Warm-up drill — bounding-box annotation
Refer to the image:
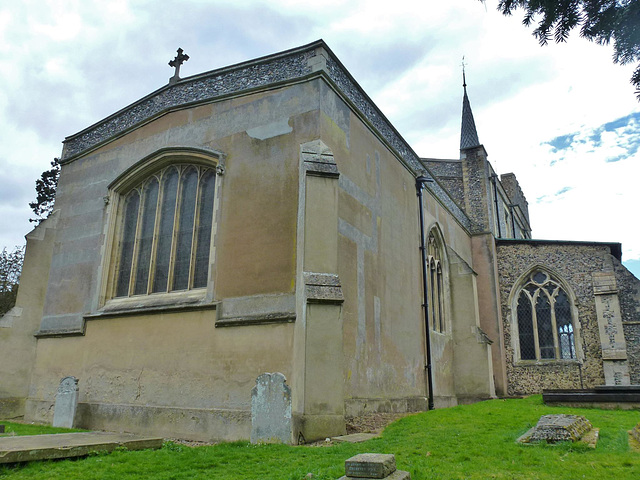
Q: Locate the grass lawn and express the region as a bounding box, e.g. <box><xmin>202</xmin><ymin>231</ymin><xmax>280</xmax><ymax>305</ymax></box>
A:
<box><xmin>1</xmin><ymin>395</ymin><xmax>639</xmax><ymax>479</ymax></box>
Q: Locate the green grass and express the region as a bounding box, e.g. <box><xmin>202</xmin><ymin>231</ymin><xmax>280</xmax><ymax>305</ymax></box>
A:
<box><xmin>1</xmin><ymin>396</ymin><xmax>639</xmax><ymax>479</ymax></box>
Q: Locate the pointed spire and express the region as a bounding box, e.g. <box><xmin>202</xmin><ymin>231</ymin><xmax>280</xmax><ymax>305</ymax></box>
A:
<box><xmin>460</xmin><ymin>59</ymin><xmax>480</xmax><ymax>150</ymax></box>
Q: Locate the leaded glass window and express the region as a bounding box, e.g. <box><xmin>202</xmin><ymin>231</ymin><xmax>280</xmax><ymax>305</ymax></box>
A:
<box><xmin>515</xmin><ymin>271</ymin><xmax>577</xmax><ymax>361</ymax></box>
<box><xmin>427</xmin><ymin>231</ymin><xmax>446</xmax><ymax>333</ymax></box>
<box><xmin>114</xmin><ymin>164</ymin><xmax>216</xmax><ymax>297</ymax></box>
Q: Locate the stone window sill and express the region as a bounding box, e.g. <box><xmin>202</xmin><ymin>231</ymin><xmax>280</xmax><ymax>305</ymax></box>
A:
<box><xmin>514</xmin><ymin>359</ymin><xmax>583</xmax><ymax>367</ymax></box>
<box><xmin>86</xmin><ymin>290</ymin><xmax>216</xmax><ymax>320</ymax></box>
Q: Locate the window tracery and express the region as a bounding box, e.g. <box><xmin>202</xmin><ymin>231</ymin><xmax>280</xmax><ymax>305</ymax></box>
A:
<box><xmin>113</xmin><ymin>163</ymin><xmax>216</xmax><ymax>298</ymax></box>
<box><xmin>514</xmin><ymin>270</ymin><xmax>577</xmax><ymax>361</ymax></box>
<box><xmin>427</xmin><ymin>231</ymin><xmax>445</xmax><ymax>333</ymax></box>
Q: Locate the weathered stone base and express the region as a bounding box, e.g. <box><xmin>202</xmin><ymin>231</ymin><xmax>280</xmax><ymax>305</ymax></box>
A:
<box><xmin>434</xmin><ymin>395</ymin><xmax>458</xmax><ymax>408</ymax></box>
<box><xmin>518</xmin><ymin>414</ymin><xmax>593</xmax><ymax>444</ymax></box>
<box><xmin>338</xmin><ymin>453</ymin><xmax>411</xmax><ymax>480</ymax></box>
<box><xmin>338</xmin><ymin>471</ymin><xmax>410</xmax><ymax>480</ymax></box>
<box><xmin>292</xmin><ymin>414</ymin><xmax>345</xmax><ymax>444</ymax></box>
<box><xmin>455</xmin><ymin>394</ymin><xmax>495</xmax><ymax>405</ymax></box>
<box><xmin>345</xmin><ymin>397</ymin><xmax>428</xmax><ymax>417</ymax></box>
<box><xmin>25</xmin><ymin>400</ymin><xmax>251</xmax><ymax>442</ymax></box>
<box><xmin>0</xmin><ymin>398</ymin><xmax>25</xmax><ymax>419</ymax></box>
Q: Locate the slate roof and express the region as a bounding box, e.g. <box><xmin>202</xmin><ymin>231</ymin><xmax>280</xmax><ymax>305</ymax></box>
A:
<box><xmin>460</xmin><ymin>73</ymin><xmax>480</xmax><ymax>150</ymax></box>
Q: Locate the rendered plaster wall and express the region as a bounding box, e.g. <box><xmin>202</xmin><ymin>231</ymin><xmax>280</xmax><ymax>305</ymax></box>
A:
<box><xmin>40</xmin><ymin>81</ymin><xmax>323</xmax><ymax>334</ymax></box>
<box><xmin>317</xmin><ymin>85</ymin><xmax>489</xmax><ymax>413</ymax></box>
<box><xmin>25</xmin><ymin>81</ymin><xmax>326</xmax><ymax>440</ymax></box>
<box><xmin>25</xmin><ymin>311</ymin><xmax>295</xmax><ymax>441</ymax></box>
<box><xmin>0</xmin><ymin>216</ymin><xmax>56</xmax><ymax>417</ymax></box>
<box><xmin>496</xmin><ymin>243</ymin><xmax>613</xmax><ymax>395</ymax></box>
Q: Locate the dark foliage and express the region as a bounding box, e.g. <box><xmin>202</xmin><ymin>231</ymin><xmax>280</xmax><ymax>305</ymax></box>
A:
<box><xmin>0</xmin><ymin>245</ymin><xmax>24</xmax><ymax>316</ymax></box>
<box><xmin>29</xmin><ymin>157</ymin><xmax>60</xmax><ymax>224</ymax></box>
<box><xmin>486</xmin><ymin>1</ymin><xmax>640</xmax><ymax>99</ymax></box>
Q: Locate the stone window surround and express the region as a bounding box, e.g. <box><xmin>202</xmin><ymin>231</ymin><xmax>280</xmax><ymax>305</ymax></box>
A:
<box><xmin>426</xmin><ymin>224</ymin><xmax>450</xmax><ymax>335</ymax></box>
<box><xmin>96</xmin><ymin>147</ymin><xmax>225</xmax><ymax>313</ymax></box>
<box><xmin>508</xmin><ymin>265</ymin><xmax>584</xmax><ymax>366</ymax></box>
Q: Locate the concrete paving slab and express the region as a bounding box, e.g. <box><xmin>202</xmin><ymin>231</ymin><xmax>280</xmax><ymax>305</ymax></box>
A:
<box><xmin>0</xmin><ymin>432</ymin><xmax>163</xmax><ymax>463</ymax></box>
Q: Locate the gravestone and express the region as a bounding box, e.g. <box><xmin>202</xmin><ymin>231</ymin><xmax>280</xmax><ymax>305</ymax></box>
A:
<box><xmin>518</xmin><ymin>414</ymin><xmax>593</xmax><ymax>444</ymax></box>
<box><xmin>629</xmin><ymin>422</ymin><xmax>640</xmax><ymax>450</ymax></box>
<box><xmin>339</xmin><ymin>453</ymin><xmax>410</xmax><ymax>480</ymax></box>
<box><xmin>250</xmin><ymin>372</ymin><xmax>291</xmax><ymax>444</ymax></box>
<box><xmin>52</xmin><ymin>376</ymin><xmax>79</xmax><ymax>428</ymax></box>
<box><xmin>0</xmin><ymin>425</ymin><xmax>4</xmax><ymax>434</ymax></box>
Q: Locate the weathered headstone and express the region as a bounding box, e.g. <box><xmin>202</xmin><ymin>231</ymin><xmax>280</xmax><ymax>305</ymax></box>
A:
<box><xmin>629</xmin><ymin>422</ymin><xmax>640</xmax><ymax>450</ymax></box>
<box><xmin>250</xmin><ymin>372</ymin><xmax>291</xmax><ymax>444</ymax></box>
<box><xmin>339</xmin><ymin>453</ymin><xmax>410</xmax><ymax>480</ymax></box>
<box><xmin>518</xmin><ymin>414</ymin><xmax>594</xmax><ymax>444</ymax></box>
<box><xmin>52</xmin><ymin>376</ymin><xmax>79</xmax><ymax>428</ymax></box>
<box><xmin>0</xmin><ymin>425</ymin><xmax>5</xmax><ymax>434</ymax></box>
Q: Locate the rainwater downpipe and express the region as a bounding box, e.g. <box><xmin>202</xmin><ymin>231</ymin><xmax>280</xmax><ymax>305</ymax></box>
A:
<box><xmin>416</xmin><ymin>175</ymin><xmax>435</xmax><ymax>411</ymax></box>
<box><xmin>490</xmin><ymin>174</ymin><xmax>501</xmax><ymax>238</ymax></box>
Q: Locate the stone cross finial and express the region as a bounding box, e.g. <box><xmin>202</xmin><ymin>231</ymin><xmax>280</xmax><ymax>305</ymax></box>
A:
<box><xmin>169</xmin><ymin>48</ymin><xmax>189</xmax><ymax>84</ymax></box>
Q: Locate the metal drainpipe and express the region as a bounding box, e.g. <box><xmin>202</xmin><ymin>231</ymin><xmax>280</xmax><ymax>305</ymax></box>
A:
<box><xmin>416</xmin><ymin>175</ymin><xmax>435</xmax><ymax>411</ymax></box>
<box><xmin>490</xmin><ymin>174</ymin><xmax>501</xmax><ymax>238</ymax></box>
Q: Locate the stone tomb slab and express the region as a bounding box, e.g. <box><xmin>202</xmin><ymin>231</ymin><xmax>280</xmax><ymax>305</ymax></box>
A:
<box><xmin>518</xmin><ymin>414</ymin><xmax>597</xmax><ymax>447</ymax></box>
<box><xmin>0</xmin><ymin>432</ymin><xmax>163</xmax><ymax>464</ymax></box>
<box><xmin>338</xmin><ymin>453</ymin><xmax>410</xmax><ymax>480</ymax></box>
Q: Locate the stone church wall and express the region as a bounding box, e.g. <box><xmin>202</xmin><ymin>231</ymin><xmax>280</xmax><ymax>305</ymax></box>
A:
<box><xmin>496</xmin><ymin>241</ymin><xmax>613</xmax><ymax>395</ymax></box>
<box><xmin>22</xmin><ymin>79</ymin><xmax>324</xmax><ymax>441</ymax></box>
<box><xmin>613</xmin><ymin>258</ymin><xmax>640</xmax><ymax>384</ymax></box>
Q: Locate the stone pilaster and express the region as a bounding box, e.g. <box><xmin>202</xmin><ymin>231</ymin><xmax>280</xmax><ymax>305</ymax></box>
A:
<box><xmin>292</xmin><ymin>140</ymin><xmax>345</xmax><ymax>443</ymax></box>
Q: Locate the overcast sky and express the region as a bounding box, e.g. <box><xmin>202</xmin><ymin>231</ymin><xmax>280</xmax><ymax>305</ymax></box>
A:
<box><xmin>1</xmin><ymin>0</ymin><xmax>638</xmax><ymax>277</ymax></box>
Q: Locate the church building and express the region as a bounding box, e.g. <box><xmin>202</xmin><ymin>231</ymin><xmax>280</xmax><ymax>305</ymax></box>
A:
<box><xmin>1</xmin><ymin>40</ymin><xmax>638</xmax><ymax>443</ymax></box>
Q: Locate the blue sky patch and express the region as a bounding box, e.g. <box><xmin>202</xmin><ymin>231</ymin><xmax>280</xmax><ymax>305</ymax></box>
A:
<box><xmin>555</xmin><ymin>186</ymin><xmax>572</xmax><ymax>196</ymax></box>
<box><xmin>543</xmin><ymin>112</ymin><xmax>640</xmax><ymax>162</ymax></box>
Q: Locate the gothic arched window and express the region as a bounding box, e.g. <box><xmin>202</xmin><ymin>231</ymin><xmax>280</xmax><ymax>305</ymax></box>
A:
<box><xmin>427</xmin><ymin>231</ymin><xmax>445</xmax><ymax>333</ymax></box>
<box><xmin>515</xmin><ymin>270</ymin><xmax>577</xmax><ymax>361</ymax></box>
<box><xmin>113</xmin><ymin>163</ymin><xmax>216</xmax><ymax>298</ymax></box>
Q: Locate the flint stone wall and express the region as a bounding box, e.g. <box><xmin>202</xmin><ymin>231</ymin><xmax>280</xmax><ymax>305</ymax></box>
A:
<box><xmin>496</xmin><ymin>242</ymin><xmax>613</xmax><ymax>395</ymax></box>
<box><xmin>613</xmin><ymin>258</ymin><xmax>640</xmax><ymax>384</ymax></box>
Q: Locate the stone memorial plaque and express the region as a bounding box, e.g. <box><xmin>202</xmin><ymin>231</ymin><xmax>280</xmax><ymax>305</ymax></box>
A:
<box><xmin>250</xmin><ymin>372</ymin><xmax>291</xmax><ymax>444</ymax></box>
<box><xmin>52</xmin><ymin>376</ymin><xmax>79</xmax><ymax>428</ymax></box>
